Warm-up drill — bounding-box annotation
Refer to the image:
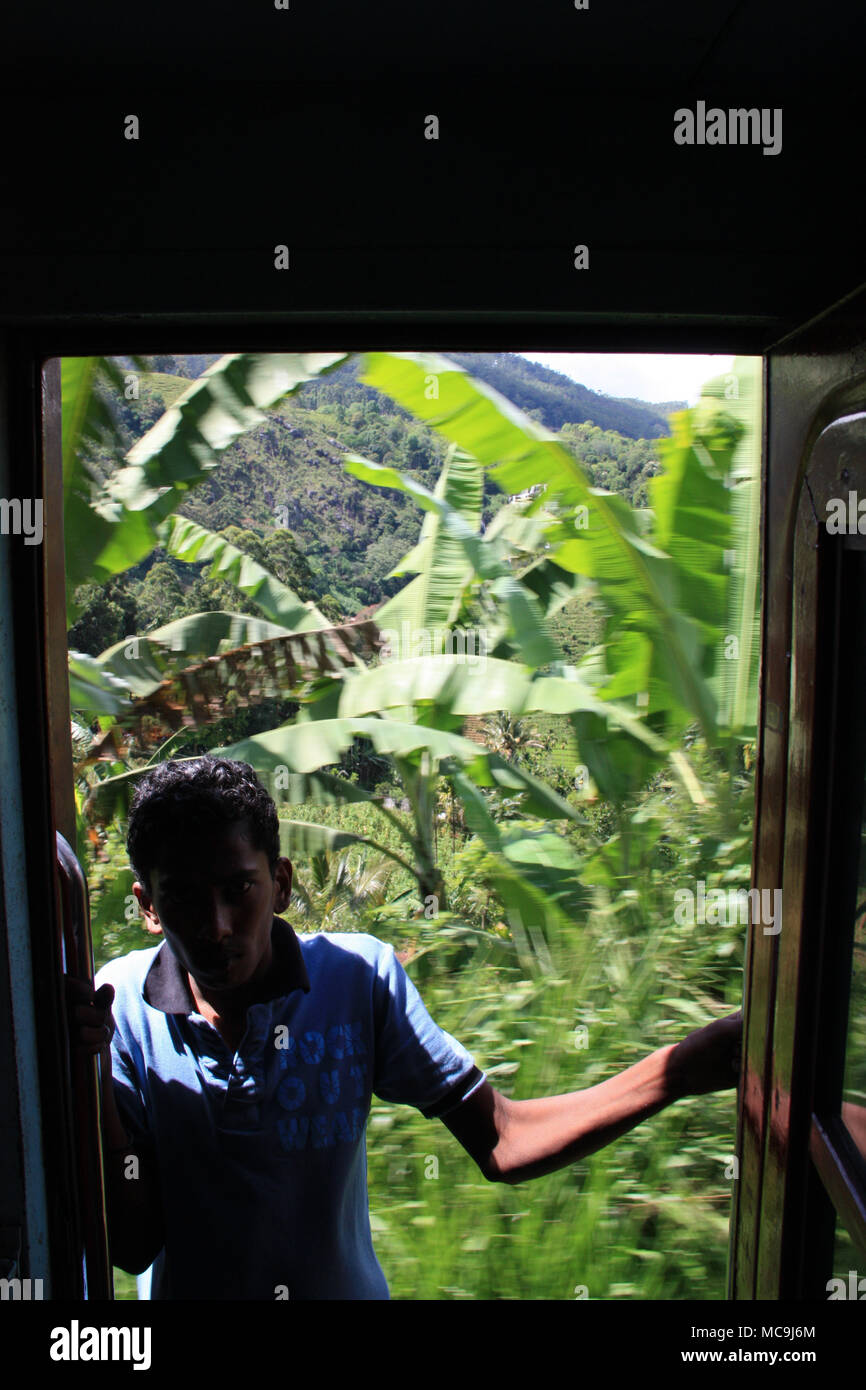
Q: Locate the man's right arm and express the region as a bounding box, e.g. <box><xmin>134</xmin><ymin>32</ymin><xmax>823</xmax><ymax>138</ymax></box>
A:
<box><xmin>66</xmin><ymin>977</ymin><xmax>165</xmax><ymax>1275</ymax></box>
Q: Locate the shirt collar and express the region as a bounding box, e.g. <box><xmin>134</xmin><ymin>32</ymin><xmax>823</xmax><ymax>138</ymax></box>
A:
<box><xmin>142</xmin><ymin>916</ymin><xmax>311</xmax><ymax>1015</ymax></box>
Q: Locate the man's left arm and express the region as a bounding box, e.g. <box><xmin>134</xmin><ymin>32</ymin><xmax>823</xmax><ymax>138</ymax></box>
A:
<box><xmin>442</xmin><ymin>1011</ymin><xmax>742</xmax><ymax>1184</ymax></box>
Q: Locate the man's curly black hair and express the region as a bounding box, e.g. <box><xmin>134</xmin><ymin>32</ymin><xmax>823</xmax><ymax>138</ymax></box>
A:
<box><xmin>127</xmin><ymin>757</ymin><xmax>280</xmax><ymax>894</ymax></box>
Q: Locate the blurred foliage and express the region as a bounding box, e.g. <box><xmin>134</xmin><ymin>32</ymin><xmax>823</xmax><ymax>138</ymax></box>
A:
<box><xmin>68</xmin><ymin>350</ymin><xmax>759</xmax><ymax>1301</ymax></box>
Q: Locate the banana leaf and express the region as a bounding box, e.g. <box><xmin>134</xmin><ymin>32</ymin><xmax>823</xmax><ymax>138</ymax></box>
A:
<box><xmin>337</xmin><ymin>653</ymin><xmax>668</xmax><ymax>756</ymax></box>
<box><xmin>157</xmin><ymin>515</ymin><xmax>331</xmax><ymax>632</ymax></box>
<box><xmin>278</xmin><ymin>821</ymin><xmax>415</xmax><ymax>877</ymax></box>
<box><xmin>63</xmin><ymin>351</ymin><xmax>349</xmax><ymax>616</ymax></box>
<box><xmin>346</xmin><ymin>451</ymin><xmax>563</xmax><ymax>667</ymax></box>
<box><xmin>93</xmin><ymin>612</ymin><xmax>299</xmax><ymax>696</ymax></box>
<box><xmin>373</xmin><ymin>444</ymin><xmax>483</xmax><ymax>632</ymax></box>
<box><xmin>358</xmin><ymin>351</ymin><xmax>719</xmax><ymax>742</ymax></box>
<box><xmin>213</xmin><ymin>716</ymin><xmax>581</xmax><ymax>823</ymax></box>
<box><xmin>68</xmin><ymin>651</ymin><xmax>136</xmax><ymax>716</ymax></box>
<box><xmin>696</xmin><ymin>357</ymin><xmax>762</xmax><ymax>734</ymax></box>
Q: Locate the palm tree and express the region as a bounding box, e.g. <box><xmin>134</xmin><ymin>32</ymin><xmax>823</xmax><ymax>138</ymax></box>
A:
<box><xmin>480</xmin><ymin>712</ymin><xmax>542</xmax><ymax>766</ymax></box>
<box><xmin>289</xmin><ymin>850</ymin><xmax>395</xmax><ymax>932</ymax></box>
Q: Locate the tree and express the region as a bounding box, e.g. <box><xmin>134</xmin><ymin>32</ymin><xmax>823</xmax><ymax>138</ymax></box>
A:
<box><xmin>262</xmin><ymin>529</ymin><xmax>318</xmax><ymax>601</ymax></box>
<box><xmin>290</xmin><ymin>850</ymin><xmax>396</xmax><ymax>932</ymax></box>
<box><xmin>64</xmin><ymin>350</ymin><xmax>760</xmax><ymax>972</ymax></box>
<box><xmin>68</xmin><ymin>583</ymin><xmax>130</xmax><ymax>656</ymax></box>
<box><xmin>131</xmin><ymin>561</ymin><xmax>184</xmax><ymax>632</ymax></box>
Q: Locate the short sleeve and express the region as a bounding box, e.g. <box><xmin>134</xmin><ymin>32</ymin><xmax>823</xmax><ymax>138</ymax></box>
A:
<box><xmin>370</xmin><ymin>942</ymin><xmax>485</xmax><ymax>1118</ymax></box>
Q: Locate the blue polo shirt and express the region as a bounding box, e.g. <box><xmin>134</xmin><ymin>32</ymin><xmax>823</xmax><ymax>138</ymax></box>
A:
<box><xmin>94</xmin><ymin>919</ymin><xmax>485</xmax><ymax>1300</ymax></box>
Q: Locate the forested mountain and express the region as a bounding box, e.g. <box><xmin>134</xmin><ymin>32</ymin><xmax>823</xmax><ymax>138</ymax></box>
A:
<box><xmin>69</xmin><ymin>352</ymin><xmax>677</xmax><ymax>653</ymax></box>
<box><xmin>616</xmin><ymin>396</ymin><xmax>686</xmax><ymax>422</ymax></box>
<box><xmin>123</xmin><ymin>352</ymin><xmax>682</xmax><ymax>439</ymax></box>
<box><xmin>445</xmin><ymin>354</ymin><xmax>681</xmax><ymax>438</ymax></box>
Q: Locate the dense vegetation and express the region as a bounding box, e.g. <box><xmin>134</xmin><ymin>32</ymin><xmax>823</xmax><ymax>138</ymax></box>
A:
<box><xmin>69</xmin><ymin>353</ymin><xmax>675</xmax><ymax>650</ymax></box>
<box><xmin>63</xmin><ymin>349</ymin><xmax>756</xmax><ymax>1302</ymax></box>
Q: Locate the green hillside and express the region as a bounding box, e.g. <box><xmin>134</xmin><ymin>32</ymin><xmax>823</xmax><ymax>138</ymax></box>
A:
<box><xmin>69</xmin><ymin>352</ymin><xmax>675</xmax><ymax>651</ymax></box>
<box><xmin>446</xmin><ymin>353</ymin><xmax>681</xmax><ymax>438</ymax></box>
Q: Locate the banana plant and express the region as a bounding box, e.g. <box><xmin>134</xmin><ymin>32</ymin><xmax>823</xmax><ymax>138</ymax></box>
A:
<box><xmin>63</xmin><ymin>354</ymin><xmax>354</xmax><ymax>860</ymax></box>
<box><xmin>694</xmin><ymin>357</ymin><xmax>762</xmax><ymax>738</ymax></box>
<box><xmin>66</xmin><ymin>349</ymin><xmax>760</xmax><ymax>968</ymax></box>
<box><xmin>63</xmin><ymin>374</ymin><xmax>593</xmax><ymax>943</ymax></box>
<box><xmin>353</xmin><ymin>350</ymin><xmax>757</xmax><ymax>799</ymax></box>
<box><xmin>203</xmin><ymin>450</ymin><xmax>656</xmax><ymax>946</ymax></box>
<box><xmin>62</xmin><ymin>352</ymin><xmax>350</xmax><ymax>621</ymax></box>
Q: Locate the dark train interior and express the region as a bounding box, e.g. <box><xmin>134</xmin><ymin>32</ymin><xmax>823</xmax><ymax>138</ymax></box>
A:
<box><xmin>0</xmin><ymin>0</ymin><xmax>864</xmax><ymax>1347</ymax></box>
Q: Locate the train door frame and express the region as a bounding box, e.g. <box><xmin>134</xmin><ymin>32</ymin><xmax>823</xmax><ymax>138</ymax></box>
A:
<box><xmin>730</xmin><ymin>293</ymin><xmax>866</xmax><ymax>1297</ymax></box>
<box><xmin>4</xmin><ymin>290</ymin><xmax>866</xmax><ymax>1297</ymax></box>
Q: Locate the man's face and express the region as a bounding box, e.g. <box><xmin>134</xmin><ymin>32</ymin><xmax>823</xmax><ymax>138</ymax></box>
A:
<box><xmin>132</xmin><ymin>819</ymin><xmax>292</xmax><ymax>997</ymax></box>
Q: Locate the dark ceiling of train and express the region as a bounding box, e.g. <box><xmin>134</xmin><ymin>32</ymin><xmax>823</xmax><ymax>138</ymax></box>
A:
<box><xmin>0</xmin><ymin>1</ymin><xmax>849</xmax><ymax>85</ymax></box>
<box><xmin>0</xmin><ymin>1</ymin><xmax>861</xmax><ymax>350</ymax></box>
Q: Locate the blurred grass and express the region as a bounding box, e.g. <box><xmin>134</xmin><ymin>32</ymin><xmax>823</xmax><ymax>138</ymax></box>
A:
<box><xmin>363</xmin><ymin>878</ymin><xmax>739</xmax><ymax>1300</ymax></box>
<box><xmin>112</xmin><ymin>1269</ymin><xmax>139</xmax><ymax>1300</ymax></box>
<box><xmin>88</xmin><ymin>726</ymin><xmax>745</xmax><ymax>1302</ymax></box>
